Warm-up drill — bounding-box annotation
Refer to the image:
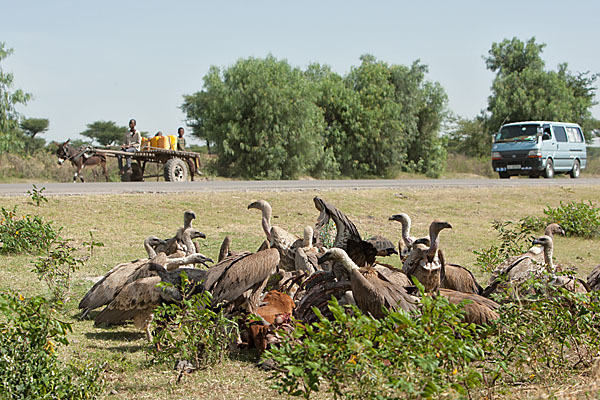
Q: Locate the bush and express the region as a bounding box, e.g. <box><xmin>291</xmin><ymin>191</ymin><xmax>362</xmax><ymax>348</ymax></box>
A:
<box><xmin>538</xmin><ymin>200</ymin><xmax>600</xmax><ymax>239</ymax></box>
<box><xmin>482</xmin><ymin>275</ymin><xmax>600</xmax><ymax>391</ymax></box>
<box><xmin>265</xmin><ymin>294</ymin><xmax>485</xmax><ymax>399</ymax></box>
<box><xmin>0</xmin><ymin>205</ymin><xmax>61</xmax><ymax>255</ymax></box>
<box><xmin>473</xmin><ymin>219</ymin><xmax>536</xmax><ymax>273</ymax></box>
<box><xmin>0</xmin><ymin>291</ymin><xmax>103</xmax><ymax>399</ymax></box>
<box><xmin>149</xmin><ymin>274</ymin><xmax>239</xmax><ymax>371</ymax></box>
<box><xmin>32</xmin><ymin>239</ymin><xmax>86</xmax><ymax>303</ymax></box>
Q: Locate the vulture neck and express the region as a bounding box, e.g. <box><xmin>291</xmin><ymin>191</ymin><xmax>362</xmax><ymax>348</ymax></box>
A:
<box><xmin>144</xmin><ymin>239</ymin><xmax>157</xmax><ymax>258</ymax></box>
<box><xmin>542</xmin><ymin>242</ymin><xmax>555</xmax><ymax>273</ymax></box>
<box><xmin>426</xmin><ymin>226</ymin><xmax>441</xmax><ymax>262</ymax></box>
<box><xmin>218</xmin><ymin>236</ymin><xmax>232</xmax><ymax>262</ymax></box>
<box><xmin>399</xmin><ymin>216</ymin><xmax>412</xmax><ymax>248</ymax></box>
<box><xmin>260</xmin><ymin>203</ymin><xmax>273</xmax><ymax>241</ymax></box>
<box><xmin>303</xmin><ymin>227</ymin><xmax>314</xmax><ymax>249</ymax></box>
<box><xmin>181</xmin><ymin>230</ymin><xmax>195</xmax><ymax>256</ymax></box>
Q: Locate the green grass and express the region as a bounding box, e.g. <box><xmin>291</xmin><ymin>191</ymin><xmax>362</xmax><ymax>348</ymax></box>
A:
<box><xmin>1</xmin><ymin>186</ymin><xmax>600</xmax><ymax>398</ymax></box>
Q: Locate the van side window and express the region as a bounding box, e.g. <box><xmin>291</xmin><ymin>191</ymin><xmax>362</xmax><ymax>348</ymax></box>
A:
<box><xmin>554</xmin><ymin>126</ymin><xmax>568</xmax><ymax>142</ymax></box>
<box><xmin>566</xmin><ymin>127</ymin><xmax>583</xmax><ymax>143</ymax></box>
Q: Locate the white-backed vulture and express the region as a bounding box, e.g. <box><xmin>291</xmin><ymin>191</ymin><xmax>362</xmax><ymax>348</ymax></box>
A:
<box><xmin>437</xmin><ymin>289</ymin><xmax>500</xmax><ymax>325</ymax></box>
<box><xmin>93</xmin><ymin>252</ymin><xmax>213</xmax><ymax>341</ymax></box>
<box><xmin>402</xmin><ymin>220</ymin><xmax>452</xmax><ymax>292</ymax></box>
<box><xmin>441</xmin><ymin>264</ymin><xmax>483</xmax><ymax>295</ymax></box>
<box><xmin>488</xmin><ymin>223</ymin><xmax>565</xmax><ymax>284</ymax></box>
<box><xmin>587</xmin><ymin>264</ymin><xmax>600</xmax><ymax>291</ymax></box>
<box><xmin>248</xmin><ymin>200</ymin><xmax>301</xmax><ymax>271</ymax></box>
<box><xmin>78</xmin><ymin>236</ymin><xmax>165</xmax><ymax>318</ymax></box>
<box><xmin>318</xmin><ymin>248</ymin><xmax>418</xmax><ymax>318</ymax></box>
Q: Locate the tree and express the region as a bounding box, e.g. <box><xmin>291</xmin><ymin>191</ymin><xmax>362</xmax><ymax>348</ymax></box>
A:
<box><xmin>20</xmin><ymin>117</ymin><xmax>49</xmax><ymax>138</ymax></box>
<box><xmin>445</xmin><ymin>114</ymin><xmax>490</xmax><ymax>158</ymax></box>
<box><xmin>80</xmin><ymin>121</ymin><xmax>125</xmax><ymax>146</ymax></box>
<box><xmin>485</xmin><ymin>37</ymin><xmax>599</xmax><ymax>139</ymax></box>
<box><xmin>0</xmin><ymin>43</ymin><xmax>31</xmax><ymax>154</ymax></box>
<box><xmin>183</xmin><ymin>56</ymin><xmax>326</xmax><ymax>179</ymax></box>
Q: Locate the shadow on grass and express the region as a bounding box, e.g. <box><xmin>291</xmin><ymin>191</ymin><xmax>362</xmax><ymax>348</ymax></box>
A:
<box><xmin>85</xmin><ymin>330</ymin><xmax>145</xmax><ymax>342</ymax></box>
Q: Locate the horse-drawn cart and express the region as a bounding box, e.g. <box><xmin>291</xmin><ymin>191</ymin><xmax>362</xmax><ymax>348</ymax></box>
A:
<box><xmin>95</xmin><ymin>148</ymin><xmax>203</xmax><ymax>182</ymax></box>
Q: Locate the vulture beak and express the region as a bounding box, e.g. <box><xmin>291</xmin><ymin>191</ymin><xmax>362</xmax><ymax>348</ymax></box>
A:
<box><xmin>247</xmin><ymin>201</ymin><xmax>259</xmax><ymax>210</ymax></box>
<box><xmin>388</xmin><ymin>214</ymin><xmax>401</xmax><ymax>221</ymax></box>
<box><xmin>196</xmin><ymin>231</ymin><xmax>206</xmax><ymax>239</ymax></box>
<box><xmin>192</xmin><ymin>253</ymin><xmax>214</xmax><ymax>267</ymax></box>
<box><xmin>317</xmin><ymin>252</ymin><xmax>333</xmax><ymax>265</ymax></box>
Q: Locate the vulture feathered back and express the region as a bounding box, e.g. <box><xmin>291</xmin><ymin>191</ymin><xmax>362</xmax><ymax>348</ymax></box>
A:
<box><xmin>587</xmin><ymin>264</ymin><xmax>600</xmax><ymax>291</ymax></box>
<box><xmin>437</xmin><ymin>289</ymin><xmax>500</xmax><ymax>325</ymax></box>
<box><xmin>318</xmin><ymin>248</ymin><xmax>418</xmax><ymax>318</ymax></box>
<box><xmin>441</xmin><ymin>264</ymin><xmax>483</xmax><ymax>295</ymax></box>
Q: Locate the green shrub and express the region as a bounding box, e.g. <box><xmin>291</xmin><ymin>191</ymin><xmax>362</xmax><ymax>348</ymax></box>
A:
<box><xmin>27</xmin><ymin>184</ymin><xmax>48</xmax><ymax>206</ymax></box>
<box><xmin>149</xmin><ymin>274</ymin><xmax>239</xmax><ymax>371</ymax></box>
<box><xmin>265</xmin><ymin>294</ymin><xmax>485</xmax><ymax>399</ymax></box>
<box><xmin>482</xmin><ymin>275</ymin><xmax>600</xmax><ymax>390</ymax></box>
<box><xmin>473</xmin><ymin>219</ymin><xmax>535</xmax><ymax>273</ymax></box>
<box><xmin>32</xmin><ymin>239</ymin><xmax>86</xmax><ymax>303</ymax></box>
<box><xmin>0</xmin><ymin>205</ymin><xmax>61</xmax><ymax>254</ymax></box>
<box><xmin>0</xmin><ymin>291</ymin><xmax>103</xmax><ymax>399</ymax></box>
<box><xmin>539</xmin><ymin>200</ymin><xmax>600</xmax><ymax>238</ymax></box>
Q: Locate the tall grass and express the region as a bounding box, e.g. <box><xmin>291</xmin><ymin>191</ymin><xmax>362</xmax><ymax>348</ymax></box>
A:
<box><xmin>443</xmin><ymin>152</ymin><xmax>494</xmax><ymax>178</ymax></box>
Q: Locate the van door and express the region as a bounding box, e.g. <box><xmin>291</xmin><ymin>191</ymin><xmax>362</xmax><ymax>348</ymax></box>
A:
<box><xmin>551</xmin><ymin>125</ymin><xmax>570</xmax><ymax>171</ymax></box>
<box><xmin>541</xmin><ymin>124</ymin><xmax>558</xmax><ymax>167</ymax></box>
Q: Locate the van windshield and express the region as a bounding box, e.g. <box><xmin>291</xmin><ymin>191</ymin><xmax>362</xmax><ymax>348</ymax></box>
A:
<box><xmin>495</xmin><ymin>124</ymin><xmax>539</xmax><ymax>142</ymax></box>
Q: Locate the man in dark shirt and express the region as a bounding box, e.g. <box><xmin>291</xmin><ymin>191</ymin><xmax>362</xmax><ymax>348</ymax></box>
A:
<box><xmin>177</xmin><ymin>127</ymin><xmax>186</xmax><ymax>151</ymax></box>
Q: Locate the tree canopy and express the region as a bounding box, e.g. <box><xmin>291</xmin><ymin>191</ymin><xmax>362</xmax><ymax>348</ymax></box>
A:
<box><xmin>0</xmin><ymin>43</ymin><xmax>31</xmax><ymax>154</ymax></box>
<box><xmin>485</xmin><ymin>37</ymin><xmax>599</xmax><ymax>138</ymax></box>
<box><xmin>183</xmin><ymin>55</ymin><xmax>448</xmax><ymax>178</ymax></box>
<box><xmin>20</xmin><ymin>117</ymin><xmax>49</xmax><ymax>138</ymax></box>
<box><xmin>79</xmin><ymin>121</ymin><xmax>126</xmax><ymax>146</ymax></box>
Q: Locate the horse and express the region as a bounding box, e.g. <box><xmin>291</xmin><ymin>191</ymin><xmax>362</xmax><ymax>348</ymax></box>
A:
<box><xmin>56</xmin><ymin>140</ymin><xmax>109</xmax><ymax>183</ymax></box>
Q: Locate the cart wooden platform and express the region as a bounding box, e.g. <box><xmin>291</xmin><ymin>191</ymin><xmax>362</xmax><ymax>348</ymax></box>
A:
<box><xmin>95</xmin><ymin>147</ymin><xmax>202</xmax><ymax>182</ymax></box>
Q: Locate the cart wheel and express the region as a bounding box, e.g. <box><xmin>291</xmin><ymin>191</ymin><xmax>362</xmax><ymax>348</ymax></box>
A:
<box><xmin>164</xmin><ymin>158</ymin><xmax>188</xmax><ymax>181</ymax></box>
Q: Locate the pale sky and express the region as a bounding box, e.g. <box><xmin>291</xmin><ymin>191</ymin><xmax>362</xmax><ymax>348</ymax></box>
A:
<box><xmin>2</xmin><ymin>0</ymin><xmax>599</xmax><ymax>144</ymax></box>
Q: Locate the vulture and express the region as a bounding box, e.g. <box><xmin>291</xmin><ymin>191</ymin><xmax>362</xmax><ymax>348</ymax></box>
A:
<box><xmin>318</xmin><ymin>248</ymin><xmax>418</xmax><ymax>318</ymax></box>
<box><xmin>586</xmin><ymin>264</ymin><xmax>600</xmax><ymax>291</ymax></box>
<box><xmin>488</xmin><ymin>223</ymin><xmax>565</xmax><ymax>284</ymax></box>
<box><xmin>312</xmin><ymin>197</ymin><xmax>379</xmax><ymax>280</ymax></box>
<box><xmin>402</xmin><ymin>220</ymin><xmax>452</xmax><ymax>292</ymax></box>
<box><xmin>78</xmin><ymin>236</ymin><xmax>165</xmax><ymax>318</ymax></box>
<box><xmin>79</xmin><ymin>232</ymin><xmax>209</xmax><ymax>319</ymax></box>
<box><xmin>93</xmin><ymin>252</ymin><xmax>213</xmax><ymax>341</ymax></box>
<box><xmin>484</xmin><ymin>235</ymin><xmax>587</xmax><ymax>297</ymax></box>
<box><xmin>436</xmin><ymin>289</ymin><xmax>500</xmax><ymax>325</ymax></box>
<box><xmin>248</xmin><ymin>199</ymin><xmax>301</xmax><ymax>270</ymax></box>
<box><xmin>531</xmin><ymin>235</ymin><xmax>588</xmax><ymax>293</ymax></box>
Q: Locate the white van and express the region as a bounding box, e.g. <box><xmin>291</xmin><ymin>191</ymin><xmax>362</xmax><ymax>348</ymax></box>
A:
<box><xmin>491</xmin><ymin>121</ymin><xmax>587</xmax><ymax>179</ymax></box>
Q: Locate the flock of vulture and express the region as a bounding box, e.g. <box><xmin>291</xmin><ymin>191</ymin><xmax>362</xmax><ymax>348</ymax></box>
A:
<box><xmin>78</xmin><ymin>196</ymin><xmax>600</xmax><ymax>354</ymax></box>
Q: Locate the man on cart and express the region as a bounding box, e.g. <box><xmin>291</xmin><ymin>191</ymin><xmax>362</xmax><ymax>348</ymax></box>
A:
<box><xmin>118</xmin><ymin>118</ymin><xmax>141</xmax><ymax>175</ymax></box>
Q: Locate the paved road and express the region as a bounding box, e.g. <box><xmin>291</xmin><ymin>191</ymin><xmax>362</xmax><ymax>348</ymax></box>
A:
<box><xmin>1</xmin><ymin>178</ymin><xmax>599</xmax><ymax>196</ymax></box>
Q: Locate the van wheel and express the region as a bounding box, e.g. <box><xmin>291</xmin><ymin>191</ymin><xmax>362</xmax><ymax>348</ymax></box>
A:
<box><xmin>543</xmin><ymin>159</ymin><xmax>554</xmax><ymax>179</ymax></box>
<box><xmin>498</xmin><ymin>172</ymin><xmax>510</xmax><ymax>179</ymax></box>
<box><xmin>569</xmin><ymin>160</ymin><xmax>580</xmax><ymax>179</ymax></box>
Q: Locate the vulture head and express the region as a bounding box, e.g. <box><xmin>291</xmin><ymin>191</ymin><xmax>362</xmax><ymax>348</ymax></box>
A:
<box><xmin>545</xmin><ymin>223</ymin><xmax>565</xmax><ymax>237</ymax></box>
